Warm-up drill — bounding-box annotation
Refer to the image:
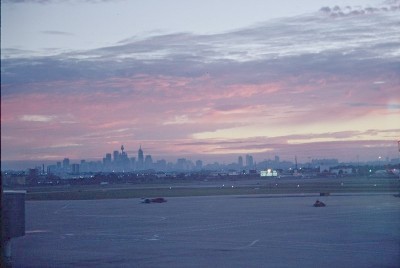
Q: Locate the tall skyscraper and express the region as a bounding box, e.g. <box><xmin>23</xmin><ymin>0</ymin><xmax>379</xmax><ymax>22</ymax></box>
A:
<box><xmin>71</xmin><ymin>163</ymin><xmax>80</xmax><ymax>174</ymax></box>
<box><xmin>102</xmin><ymin>153</ymin><xmax>112</xmax><ymax>171</ymax></box>
<box><xmin>62</xmin><ymin>158</ymin><xmax>70</xmax><ymax>171</ymax></box>
<box><xmin>113</xmin><ymin>150</ymin><xmax>119</xmax><ymax>163</ymax></box>
<box><xmin>144</xmin><ymin>155</ymin><xmax>153</xmax><ymax>169</ymax></box>
<box><xmin>246</xmin><ymin>154</ymin><xmax>254</xmax><ymax>169</ymax></box>
<box><xmin>238</xmin><ymin>156</ymin><xmax>243</xmax><ymax>168</ymax></box>
<box><xmin>119</xmin><ymin>145</ymin><xmax>130</xmax><ymax>171</ymax></box>
<box><xmin>138</xmin><ymin>145</ymin><xmax>144</xmax><ymax>170</ymax></box>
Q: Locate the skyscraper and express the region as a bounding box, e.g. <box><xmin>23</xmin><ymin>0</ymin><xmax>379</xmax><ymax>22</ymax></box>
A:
<box><xmin>102</xmin><ymin>153</ymin><xmax>112</xmax><ymax>171</ymax></box>
<box><xmin>144</xmin><ymin>155</ymin><xmax>153</xmax><ymax>169</ymax></box>
<box><xmin>120</xmin><ymin>145</ymin><xmax>130</xmax><ymax>171</ymax></box>
<box><xmin>137</xmin><ymin>145</ymin><xmax>144</xmax><ymax>170</ymax></box>
<box><xmin>113</xmin><ymin>150</ymin><xmax>119</xmax><ymax>163</ymax></box>
<box><xmin>246</xmin><ymin>154</ymin><xmax>254</xmax><ymax>169</ymax></box>
<box><xmin>62</xmin><ymin>158</ymin><xmax>70</xmax><ymax>172</ymax></box>
<box><xmin>71</xmin><ymin>163</ymin><xmax>80</xmax><ymax>174</ymax></box>
<box><xmin>238</xmin><ymin>156</ymin><xmax>243</xmax><ymax>168</ymax></box>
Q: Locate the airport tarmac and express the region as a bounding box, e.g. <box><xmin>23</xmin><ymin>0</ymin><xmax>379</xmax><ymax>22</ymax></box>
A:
<box><xmin>11</xmin><ymin>193</ymin><xmax>400</xmax><ymax>267</ymax></box>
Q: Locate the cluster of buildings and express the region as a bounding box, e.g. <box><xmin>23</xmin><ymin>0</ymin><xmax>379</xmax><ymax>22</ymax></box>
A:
<box><xmin>43</xmin><ymin>145</ymin><xmax>260</xmax><ymax>175</ymax></box>
<box><xmin>3</xmin><ymin>145</ymin><xmax>399</xmax><ymax>186</ymax></box>
<box><xmin>7</xmin><ymin>144</ymin><xmax>399</xmax><ymax>180</ymax></box>
<box><xmin>47</xmin><ymin>145</ymin><xmax>151</xmax><ymax>174</ymax></box>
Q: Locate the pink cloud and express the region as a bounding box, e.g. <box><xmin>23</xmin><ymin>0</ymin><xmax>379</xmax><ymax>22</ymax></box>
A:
<box><xmin>2</xmin><ymin>69</ymin><xmax>399</xmax><ymax>163</ymax></box>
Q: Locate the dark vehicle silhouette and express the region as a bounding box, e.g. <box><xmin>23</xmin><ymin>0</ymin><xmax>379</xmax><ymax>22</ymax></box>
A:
<box><xmin>313</xmin><ymin>200</ymin><xmax>326</xmax><ymax>207</ymax></box>
<box><xmin>141</xmin><ymin>197</ymin><xmax>167</xmax><ymax>204</ymax></box>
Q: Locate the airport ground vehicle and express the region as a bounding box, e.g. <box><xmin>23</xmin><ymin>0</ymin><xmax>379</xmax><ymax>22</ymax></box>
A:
<box><xmin>313</xmin><ymin>200</ymin><xmax>326</xmax><ymax>207</ymax></box>
<box><xmin>141</xmin><ymin>197</ymin><xmax>167</xmax><ymax>204</ymax></box>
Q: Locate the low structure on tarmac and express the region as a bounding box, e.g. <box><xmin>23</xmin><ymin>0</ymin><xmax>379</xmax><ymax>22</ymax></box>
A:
<box><xmin>313</xmin><ymin>200</ymin><xmax>326</xmax><ymax>207</ymax></box>
<box><xmin>141</xmin><ymin>197</ymin><xmax>167</xmax><ymax>204</ymax></box>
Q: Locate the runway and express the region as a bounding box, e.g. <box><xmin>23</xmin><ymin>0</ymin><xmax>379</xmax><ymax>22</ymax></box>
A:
<box><xmin>12</xmin><ymin>193</ymin><xmax>400</xmax><ymax>267</ymax></box>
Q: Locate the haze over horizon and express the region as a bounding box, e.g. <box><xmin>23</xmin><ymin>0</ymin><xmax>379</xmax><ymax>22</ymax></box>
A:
<box><xmin>1</xmin><ymin>0</ymin><xmax>400</xmax><ymax>167</ymax></box>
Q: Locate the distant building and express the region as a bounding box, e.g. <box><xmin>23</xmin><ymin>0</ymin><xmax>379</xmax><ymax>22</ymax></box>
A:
<box><xmin>319</xmin><ymin>164</ymin><xmax>331</xmax><ymax>173</ymax></box>
<box><xmin>144</xmin><ymin>155</ymin><xmax>153</xmax><ymax>169</ymax></box>
<box><xmin>113</xmin><ymin>151</ymin><xmax>119</xmax><ymax>163</ymax></box>
<box><xmin>137</xmin><ymin>145</ymin><xmax>144</xmax><ymax>170</ymax></box>
<box><xmin>130</xmin><ymin>157</ymin><xmax>136</xmax><ymax>170</ymax></box>
<box><xmin>330</xmin><ymin>167</ymin><xmax>353</xmax><ymax>175</ymax></box>
<box><xmin>176</xmin><ymin>158</ymin><xmax>188</xmax><ymax>170</ymax></box>
<box><xmin>313</xmin><ymin>159</ymin><xmax>339</xmax><ymax>173</ymax></box>
<box><xmin>238</xmin><ymin>156</ymin><xmax>243</xmax><ymax>168</ymax></box>
<box><xmin>246</xmin><ymin>155</ymin><xmax>254</xmax><ymax>169</ymax></box>
<box><xmin>71</xmin><ymin>163</ymin><xmax>80</xmax><ymax>174</ymax></box>
<box><xmin>260</xmin><ymin>169</ymin><xmax>278</xmax><ymax>177</ymax></box>
<box><xmin>80</xmin><ymin>160</ymin><xmax>89</xmax><ymax>172</ymax></box>
<box><xmin>28</xmin><ymin>168</ymin><xmax>39</xmax><ymax>178</ymax></box>
<box><xmin>155</xmin><ymin>159</ymin><xmax>166</xmax><ymax>171</ymax></box>
<box><xmin>196</xmin><ymin>160</ymin><xmax>203</xmax><ymax>170</ymax></box>
<box><xmin>47</xmin><ymin>165</ymin><xmax>58</xmax><ymax>174</ymax></box>
<box><xmin>62</xmin><ymin>158</ymin><xmax>70</xmax><ymax>172</ymax></box>
<box><xmin>103</xmin><ymin>154</ymin><xmax>111</xmax><ymax>168</ymax></box>
<box><xmin>119</xmin><ymin>145</ymin><xmax>130</xmax><ymax>171</ymax></box>
<box><xmin>177</xmin><ymin>158</ymin><xmax>186</xmax><ymax>169</ymax></box>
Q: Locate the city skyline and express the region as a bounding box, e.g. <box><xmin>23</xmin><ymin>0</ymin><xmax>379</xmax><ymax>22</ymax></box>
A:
<box><xmin>2</xmin><ymin>0</ymin><xmax>400</xmax><ymax>166</ymax></box>
<box><xmin>2</xmin><ymin>142</ymin><xmax>398</xmax><ymax>172</ymax></box>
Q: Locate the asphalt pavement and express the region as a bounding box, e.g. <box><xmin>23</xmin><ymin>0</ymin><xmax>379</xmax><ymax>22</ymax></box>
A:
<box><xmin>11</xmin><ymin>193</ymin><xmax>400</xmax><ymax>267</ymax></box>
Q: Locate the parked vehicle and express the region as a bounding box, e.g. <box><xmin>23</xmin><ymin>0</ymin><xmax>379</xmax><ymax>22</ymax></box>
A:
<box><xmin>313</xmin><ymin>200</ymin><xmax>326</xmax><ymax>207</ymax></box>
<box><xmin>141</xmin><ymin>197</ymin><xmax>167</xmax><ymax>204</ymax></box>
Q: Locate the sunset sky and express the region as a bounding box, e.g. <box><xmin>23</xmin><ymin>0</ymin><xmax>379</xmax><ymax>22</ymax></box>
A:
<box><xmin>1</xmin><ymin>0</ymin><xmax>400</xmax><ymax>168</ymax></box>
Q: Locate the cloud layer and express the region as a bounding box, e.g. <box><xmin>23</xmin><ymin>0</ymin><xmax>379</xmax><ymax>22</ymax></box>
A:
<box><xmin>1</xmin><ymin>3</ymin><xmax>400</xmax><ymax>163</ymax></box>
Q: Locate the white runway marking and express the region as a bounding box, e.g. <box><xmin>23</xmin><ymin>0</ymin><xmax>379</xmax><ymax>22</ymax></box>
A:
<box><xmin>25</xmin><ymin>230</ymin><xmax>50</xmax><ymax>234</ymax></box>
<box><xmin>75</xmin><ymin>214</ymin><xmax>131</xmax><ymax>218</ymax></box>
<box><xmin>146</xmin><ymin>235</ymin><xmax>160</xmax><ymax>241</ymax></box>
<box><xmin>235</xmin><ymin>239</ymin><xmax>259</xmax><ymax>250</ymax></box>
<box><xmin>53</xmin><ymin>203</ymin><xmax>70</xmax><ymax>214</ymax></box>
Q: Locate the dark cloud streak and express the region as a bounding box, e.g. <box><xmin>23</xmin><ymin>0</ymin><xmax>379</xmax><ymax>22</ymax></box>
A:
<box><xmin>319</xmin><ymin>2</ymin><xmax>400</xmax><ymax>17</ymax></box>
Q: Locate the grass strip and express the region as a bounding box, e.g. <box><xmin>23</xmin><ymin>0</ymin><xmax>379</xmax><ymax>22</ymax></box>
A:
<box><xmin>25</xmin><ymin>182</ymin><xmax>400</xmax><ymax>201</ymax></box>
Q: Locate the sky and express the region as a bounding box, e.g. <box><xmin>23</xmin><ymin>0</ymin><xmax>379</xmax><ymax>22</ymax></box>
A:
<box><xmin>1</xmin><ymin>0</ymin><xmax>400</xmax><ymax>168</ymax></box>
